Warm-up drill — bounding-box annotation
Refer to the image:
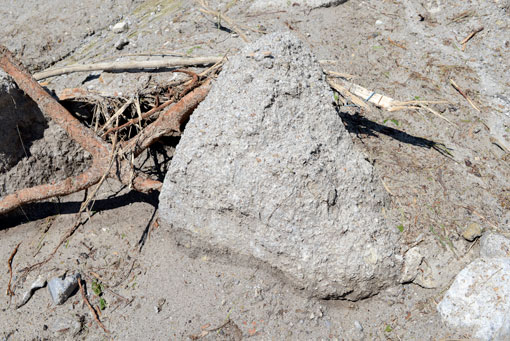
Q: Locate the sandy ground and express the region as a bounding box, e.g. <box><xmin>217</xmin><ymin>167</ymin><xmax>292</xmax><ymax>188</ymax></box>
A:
<box><xmin>1</xmin><ymin>0</ymin><xmax>509</xmax><ymax>339</ymax></box>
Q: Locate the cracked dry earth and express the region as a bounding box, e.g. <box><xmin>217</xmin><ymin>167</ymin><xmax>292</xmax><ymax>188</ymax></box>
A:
<box><xmin>1</xmin><ymin>0</ymin><xmax>509</xmax><ymax>340</ymax></box>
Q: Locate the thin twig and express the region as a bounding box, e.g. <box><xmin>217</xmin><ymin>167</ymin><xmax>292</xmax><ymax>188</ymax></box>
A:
<box><xmin>460</xmin><ymin>27</ymin><xmax>483</xmax><ymax>51</ymax></box>
<box><xmin>387</xmin><ymin>37</ymin><xmax>407</xmax><ymax>50</ymax></box>
<box><xmin>102</xmin><ymin>70</ymin><xmax>199</xmax><ymax>137</ymax></box>
<box><xmin>6</xmin><ymin>242</ymin><xmax>21</xmax><ymax>297</ymax></box>
<box><xmin>450</xmin><ymin>79</ymin><xmax>480</xmax><ymax>112</ymax></box>
<box><xmin>78</xmin><ymin>278</ymin><xmax>110</xmax><ymax>334</ymax></box>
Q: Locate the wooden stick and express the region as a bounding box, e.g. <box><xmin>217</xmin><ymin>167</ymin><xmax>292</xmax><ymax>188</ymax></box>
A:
<box><xmin>323</xmin><ymin>70</ymin><xmax>355</xmax><ymax>80</ymax></box>
<box><xmin>78</xmin><ymin>278</ymin><xmax>110</xmax><ymax>334</ymax></box>
<box><xmin>450</xmin><ymin>79</ymin><xmax>480</xmax><ymax>112</ymax></box>
<box><xmin>33</xmin><ymin>56</ymin><xmax>223</xmax><ymax>80</ymax></box>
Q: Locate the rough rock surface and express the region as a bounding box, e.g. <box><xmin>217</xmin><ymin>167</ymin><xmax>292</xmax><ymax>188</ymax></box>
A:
<box><xmin>480</xmin><ymin>232</ymin><xmax>510</xmax><ymax>258</ymax></box>
<box><xmin>437</xmin><ymin>257</ymin><xmax>510</xmax><ymax>340</ymax></box>
<box><xmin>0</xmin><ymin>70</ymin><xmax>46</xmax><ymax>174</ymax></box>
<box><xmin>0</xmin><ymin>70</ymin><xmax>91</xmax><ymax>198</ymax></box>
<box><xmin>159</xmin><ymin>32</ymin><xmax>402</xmax><ymax>300</ymax></box>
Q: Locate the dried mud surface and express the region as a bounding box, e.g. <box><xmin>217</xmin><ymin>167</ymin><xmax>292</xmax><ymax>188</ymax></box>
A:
<box><xmin>1</xmin><ymin>1</ymin><xmax>509</xmax><ymax>340</ymax></box>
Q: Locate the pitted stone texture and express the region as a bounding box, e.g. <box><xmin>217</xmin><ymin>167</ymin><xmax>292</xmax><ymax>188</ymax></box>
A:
<box><xmin>159</xmin><ymin>32</ymin><xmax>401</xmax><ymax>300</ymax></box>
<box><xmin>0</xmin><ymin>70</ymin><xmax>91</xmax><ymax>198</ymax></box>
<box><xmin>437</xmin><ymin>258</ymin><xmax>510</xmax><ymax>340</ymax></box>
<box><xmin>0</xmin><ymin>70</ymin><xmax>45</xmax><ymax>174</ymax></box>
<box><xmin>480</xmin><ymin>232</ymin><xmax>510</xmax><ymax>258</ymax></box>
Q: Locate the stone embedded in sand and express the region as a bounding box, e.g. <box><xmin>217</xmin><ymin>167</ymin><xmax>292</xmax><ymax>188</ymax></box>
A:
<box><xmin>159</xmin><ymin>32</ymin><xmax>402</xmax><ymax>300</ymax></box>
<box><xmin>480</xmin><ymin>232</ymin><xmax>510</xmax><ymax>258</ymax></box>
<box><xmin>48</xmin><ymin>273</ymin><xmax>80</xmax><ymax>305</ymax></box>
<box><xmin>438</xmin><ymin>258</ymin><xmax>510</xmax><ymax>340</ymax></box>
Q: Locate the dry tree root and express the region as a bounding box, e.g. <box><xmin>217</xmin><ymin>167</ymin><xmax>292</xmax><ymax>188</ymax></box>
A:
<box><xmin>0</xmin><ymin>45</ymin><xmax>212</xmax><ymax>215</ymax></box>
<box><xmin>6</xmin><ymin>242</ymin><xmax>21</xmax><ymax>298</ymax></box>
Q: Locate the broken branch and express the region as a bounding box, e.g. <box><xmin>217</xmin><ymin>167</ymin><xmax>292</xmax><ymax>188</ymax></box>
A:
<box><xmin>33</xmin><ymin>56</ymin><xmax>222</xmax><ymax>80</ymax></box>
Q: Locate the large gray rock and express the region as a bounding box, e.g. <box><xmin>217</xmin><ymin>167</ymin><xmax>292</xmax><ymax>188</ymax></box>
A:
<box><xmin>159</xmin><ymin>32</ymin><xmax>402</xmax><ymax>300</ymax></box>
<box><xmin>0</xmin><ymin>70</ymin><xmax>91</xmax><ymax>198</ymax></box>
<box><xmin>437</xmin><ymin>258</ymin><xmax>510</xmax><ymax>340</ymax></box>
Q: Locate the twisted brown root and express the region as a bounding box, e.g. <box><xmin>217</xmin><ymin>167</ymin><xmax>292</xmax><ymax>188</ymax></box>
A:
<box><xmin>0</xmin><ymin>45</ymin><xmax>211</xmax><ymax>216</ymax></box>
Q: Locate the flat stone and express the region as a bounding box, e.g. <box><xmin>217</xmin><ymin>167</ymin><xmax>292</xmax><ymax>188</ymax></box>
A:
<box><xmin>437</xmin><ymin>258</ymin><xmax>510</xmax><ymax>340</ymax></box>
<box><xmin>159</xmin><ymin>32</ymin><xmax>401</xmax><ymax>300</ymax></box>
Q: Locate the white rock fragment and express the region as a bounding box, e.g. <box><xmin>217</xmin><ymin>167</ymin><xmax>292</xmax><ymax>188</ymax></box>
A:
<box><xmin>17</xmin><ymin>275</ymin><xmax>47</xmax><ymax>308</ymax></box>
<box><xmin>480</xmin><ymin>232</ymin><xmax>510</xmax><ymax>258</ymax></box>
<box><xmin>437</xmin><ymin>258</ymin><xmax>510</xmax><ymax>340</ymax></box>
<box><xmin>401</xmin><ymin>246</ymin><xmax>424</xmax><ymax>283</ymax></box>
<box><xmin>112</xmin><ymin>21</ymin><xmax>128</xmax><ymax>34</ymax></box>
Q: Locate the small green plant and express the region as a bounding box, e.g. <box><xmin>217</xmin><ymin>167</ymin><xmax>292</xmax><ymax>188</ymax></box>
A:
<box><xmin>385</xmin><ymin>325</ymin><xmax>393</xmax><ymax>332</ymax></box>
<box><xmin>92</xmin><ymin>280</ymin><xmax>103</xmax><ymax>296</ymax></box>
<box><xmin>396</xmin><ymin>224</ymin><xmax>404</xmax><ymax>232</ymax></box>
<box><xmin>333</xmin><ymin>92</ymin><xmax>339</xmax><ymax>103</ymax></box>
<box><xmin>186</xmin><ymin>45</ymin><xmax>202</xmax><ymax>55</ymax></box>
<box><xmin>383</xmin><ymin>118</ymin><xmax>400</xmax><ymax>126</ymax></box>
<box><xmin>99</xmin><ymin>298</ymin><xmax>107</xmax><ymax>310</ymax></box>
<box><xmin>92</xmin><ymin>280</ymin><xmax>107</xmax><ymax>310</ymax></box>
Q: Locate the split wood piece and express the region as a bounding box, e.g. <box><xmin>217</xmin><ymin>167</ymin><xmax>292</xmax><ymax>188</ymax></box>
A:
<box><xmin>0</xmin><ymin>45</ymin><xmax>209</xmax><ymax>215</ymax></box>
<box><xmin>327</xmin><ymin>76</ymin><xmax>453</xmax><ymax>124</ymax></box>
<box><xmin>33</xmin><ymin>56</ymin><xmax>223</xmax><ymax>80</ymax></box>
<box><xmin>198</xmin><ymin>0</ymin><xmax>250</xmax><ymax>42</ymax></box>
<box><xmin>450</xmin><ymin>79</ymin><xmax>481</xmax><ymax>112</ymax></box>
<box><xmin>78</xmin><ymin>279</ymin><xmax>110</xmax><ymax>334</ymax></box>
<box><xmin>327</xmin><ymin>78</ymin><xmax>371</xmax><ymax>110</ymax></box>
